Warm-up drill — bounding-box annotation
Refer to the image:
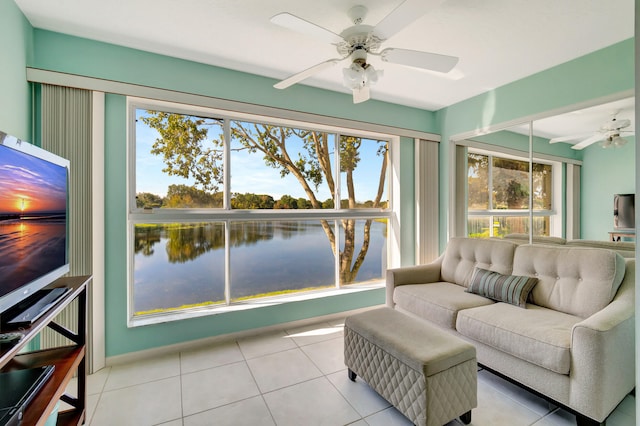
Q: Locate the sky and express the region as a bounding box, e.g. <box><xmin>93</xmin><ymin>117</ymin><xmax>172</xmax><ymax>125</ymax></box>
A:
<box><xmin>135</xmin><ymin>109</ymin><xmax>388</xmax><ymax>203</ymax></box>
<box><xmin>0</xmin><ymin>145</ymin><xmax>67</xmax><ymax>214</ymax></box>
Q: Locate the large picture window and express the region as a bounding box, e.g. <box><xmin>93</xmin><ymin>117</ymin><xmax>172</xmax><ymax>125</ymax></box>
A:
<box><xmin>128</xmin><ymin>100</ymin><xmax>393</xmax><ymax>324</ymax></box>
<box><xmin>467</xmin><ymin>150</ymin><xmax>556</xmax><ymax>238</ymax></box>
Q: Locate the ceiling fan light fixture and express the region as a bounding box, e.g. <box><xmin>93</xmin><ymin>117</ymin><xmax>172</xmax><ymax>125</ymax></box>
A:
<box><xmin>612</xmin><ymin>135</ymin><xmax>627</xmax><ymax>147</ymax></box>
<box><xmin>342</xmin><ymin>63</ymin><xmax>365</xmax><ymax>89</ymax></box>
<box><xmin>364</xmin><ymin>65</ymin><xmax>383</xmax><ymax>85</ymax></box>
<box><xmin>342</xmin><ymin>60</ymin><xmax>382</xmax><ymax>90</ymax></box>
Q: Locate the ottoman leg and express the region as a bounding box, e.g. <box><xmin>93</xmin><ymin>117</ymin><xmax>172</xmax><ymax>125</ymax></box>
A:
<box><xmin>460</xmin><ymin>410</ymin><xmax>472</xmax><ymax>424</ymax></box>
<box><xmin>348</xmin><ymin>369</ymin><xmax>357</xmax><ymax>382</ymax></box>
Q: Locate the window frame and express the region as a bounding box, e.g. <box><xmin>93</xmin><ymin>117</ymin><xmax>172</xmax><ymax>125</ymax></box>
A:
<box><xmin>466</xmin><ymin>147</ymin><xmax>562</xmax><ymax>238</ymax></box>
<box><xmin>126</xmin><ymin>97</ymin><xmax>399</xmax><ymax>326</ymax></box>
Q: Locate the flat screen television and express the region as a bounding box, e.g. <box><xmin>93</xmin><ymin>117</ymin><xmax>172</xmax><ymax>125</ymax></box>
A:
<box><xmin>614</xmin><ymin>193</ymin><xmax>635</xmax><ymax>230</ymax></box>
<box><xmin>0</xmin><ymin>133</ymin><xmax>70</xmax><ymax>316</ymax></box>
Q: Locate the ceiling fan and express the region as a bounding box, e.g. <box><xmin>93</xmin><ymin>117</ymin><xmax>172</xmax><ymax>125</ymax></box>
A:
<box><xmin>549</xmin><ymin>112</ymin><xmax>634</xmax><ymax>150</ymax></box>
<box><xmin>270</xmin><ymin>0</ymin><xmax>458</xmax><ymax>104</ymax></box>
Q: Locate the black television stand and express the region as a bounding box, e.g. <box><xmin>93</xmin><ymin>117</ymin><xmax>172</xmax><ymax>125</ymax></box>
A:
<box><xmin>0</xmin><ymin>275</ymin><xmax>90</xmax><ymax>426</ymax></box>
<box><xmin>2</xmin><ymin>287</ymin><xmax>70</xmax><ymax>328</ymax></box>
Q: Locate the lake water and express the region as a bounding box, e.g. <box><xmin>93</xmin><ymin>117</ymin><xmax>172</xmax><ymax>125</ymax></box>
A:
<box><xmin>133</xmin><ymin>220</ymin><xmax>387</xmax><ymax>314</ymax></box>
<box><xmin>0</xmin><ymin>217</ymin><xmax>66</xmax><ymax>295</ymax></box>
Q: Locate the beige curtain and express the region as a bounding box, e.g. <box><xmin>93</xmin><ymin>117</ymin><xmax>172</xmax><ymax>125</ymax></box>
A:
<box><xmin>40</xmin><ymin>84</ymin><xmax>94</xmax><ymax>370</ymax></box>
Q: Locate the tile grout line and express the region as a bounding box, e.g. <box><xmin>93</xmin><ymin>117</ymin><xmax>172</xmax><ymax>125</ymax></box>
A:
<box><xmin>177</xmin><ymin>351</ymin><xmax>185</xmax><ymax>425</ymax></box>
<box><xmin>235</xmin><ymin>337</ymin><xmax>280</xmax><ymax>425</ymax></box>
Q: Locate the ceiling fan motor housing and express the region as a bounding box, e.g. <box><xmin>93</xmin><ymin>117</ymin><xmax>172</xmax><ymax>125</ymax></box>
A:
<box><xmin>337</xmin><ymin>28</ymin><xmax>382</xmax><ymax>58</ymax></box>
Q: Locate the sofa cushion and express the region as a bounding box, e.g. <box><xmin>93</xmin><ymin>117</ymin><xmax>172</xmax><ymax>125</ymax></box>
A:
<box><xmin>441</xmin><ymin>237</ymin><xmax>518</xmax><ymax>287</ymax></box>
<box><xmin>466</xmin><ymin>267</ymin><xmax>538</xmax><ymax>308</ymax></box>
<box><xmin>393</xmin><ymin>282</ymin><xmax>495</xmax><ymax>329</ymax></box>
<box><xmin>512</xmin><ymin>245</ymin><xmax>626</xmax><ymax>318</ymax></box>
<box><xmin>456</xmin><ymin>303</ymin><xmax>581</xmax><ymax>374</ymax></box>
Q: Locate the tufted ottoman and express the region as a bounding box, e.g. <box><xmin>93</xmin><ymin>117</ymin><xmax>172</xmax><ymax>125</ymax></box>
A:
<box><xmin>344</xmin><ymin>308</ymin><xmax>477</xmax><ymax>426</ymax></box>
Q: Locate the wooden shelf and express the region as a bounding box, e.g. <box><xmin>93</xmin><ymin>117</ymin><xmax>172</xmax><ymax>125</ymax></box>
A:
<box><xmin>608</xmin><ymin>231</ymin><xmax>636</xmax><ymax>242</ymax></box>
<box><xmin>0</xmin><ymin>275</ymin><xmax>90</xmax><ymax>426</ymax></box>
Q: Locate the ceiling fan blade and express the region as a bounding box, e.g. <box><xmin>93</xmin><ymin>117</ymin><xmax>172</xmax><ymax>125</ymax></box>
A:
<box><xmin>274</xmin><ymin>58</ymin><xmax>343</xmax><ymax>89</ymax></box>
<box><xmin>352</xmin><ymin>86</ymin><xmax>370</xmax><ymax>104</ymax></box>
<box><xmin>271</xmin><ymin>13</ymin><xmax>344</xmax><ymax>44</ymax></box>
<box><xmin>571</xmin><ymin>133</ymin><xmax>604</xmax><ymax>150</ymax></box>
<box><xmin>373</xmin><ymin>0</ymin><xmax>447</xmax><ymax>40</ymax></box>
<box><xmin>548</xmin><ymin>133</ymin><xmax>593</xmax><ymax>144</ymax></box>
<box><xmin>380</xmin><ymin>48</ymin><xmax>458</xmax><ymax>73</ymax></box>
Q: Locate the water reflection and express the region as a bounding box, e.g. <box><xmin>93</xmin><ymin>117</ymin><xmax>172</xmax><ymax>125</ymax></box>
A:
<box><xmin>0</xmin><ymin>219</ymin><xmax>66</xmax><ymax>295</ymax></box>
<box><xmin>133</xmin><ymin>220</ymin><xmax>387</xmax><ymax>314</ymax></box>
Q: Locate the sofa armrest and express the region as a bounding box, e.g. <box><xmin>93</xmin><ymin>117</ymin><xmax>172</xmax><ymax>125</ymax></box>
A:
<box><xmin>386</xmin><ymin>255</ymin><xmax>443</xmax><ymax>307</ymax></box>
<box><xmin>569</xmin><ymin>260</ymin><xmax>635</xmax><ymax>421</ymax></box>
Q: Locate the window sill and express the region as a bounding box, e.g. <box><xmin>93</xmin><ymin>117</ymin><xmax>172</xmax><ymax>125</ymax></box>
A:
<box><xmin>128</xmin><ymin>281</ymin><xmax>385</xmax><ymax>328</ymax></box>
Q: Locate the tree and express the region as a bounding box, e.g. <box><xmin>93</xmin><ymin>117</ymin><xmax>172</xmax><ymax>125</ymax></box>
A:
<box><xmin>296</xmin><ymin>198</ymin><xmax>311</xmax><ymax>209</ymax></box>
<box><xmin>164</xmin><ymin>184</ymin><xmax>222</xmax><ymax>208</ymax></box>
<box><xmin>232</xmin><ymin>193</ymin><xmax>275</xmax><ymax>209</ymax></box>
<box><xmin>467</xmin><ymin>153</ymin><xmax>489</xmax><ymax>209</ymax></box>
<box><xmin>141</xmin><ymin>111</ymin><xmax>388</xmax><ymax>284</ymax></box>
<box><xmin>504</xmin><ymin>179</ymin><xmax>528</xmax><ymax>209</ymax></box>
<box><xmin>274</xmin><ymin>194</ymin><xmax>298</xmax><ymax>209</ymax></box>
<box><xmin>136</xmin><ymin>192</ymin><xmax>164</xmax><ymax>209</ymax></box>
<box><xmin>141</xmin><ymin>112</ymin><xmax>223</xmax><ymax>193</ymax></box>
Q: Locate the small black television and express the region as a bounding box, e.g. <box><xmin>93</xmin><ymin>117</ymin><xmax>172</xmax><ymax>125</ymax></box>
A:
<box><xmin>614</xmin><ymin>193</ymin><xmax>635</xmax><ymax>230</ymax></box>
<box><xmin>0</xmin><ymin>133</ymin><xmax>70</xmax><ymax>316</ymax></box>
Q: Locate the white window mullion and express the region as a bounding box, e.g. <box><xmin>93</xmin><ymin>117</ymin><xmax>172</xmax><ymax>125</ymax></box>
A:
<box><xmin>487</xmin><ymin>155</ymin><xmax>494</xmax><ymax>211</ymax></box>
<box><xmin>223</xmin><ymin>120</ymin><xmax>231</xmax><ymax>210</ymax></box>
<box><xmin>224</xmin><ymin>220</ymin><xmax>231</xmax><ymax>305</ymax></box>
<box><xmin>334</xmin><ymin>134</ymin><xmax>341</xmax><ymax>288</ymax></box>
<box><xmin>334</xmin><ymin>133</ymin><xmax>341</xmax><ymax>208</ymax></box>
<box><xmin>334</xmin><ymin>220</ymin><xmax>341</xmax><ymax>288</ymax></box>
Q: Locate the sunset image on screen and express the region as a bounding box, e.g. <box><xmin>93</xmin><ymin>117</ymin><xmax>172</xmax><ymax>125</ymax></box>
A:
<box><xmin>0</xmin><ymin>145</ymin><xmax>67</xmax><ymax>217</ymax></box>
<box><xmin>0</xmin><ymin>143</ymin><xmax>68</xmax><ymax>296</ymax></box>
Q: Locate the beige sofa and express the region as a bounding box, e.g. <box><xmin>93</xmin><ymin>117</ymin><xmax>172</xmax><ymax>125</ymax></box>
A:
<box><xmin>386</xmin><ymin>237</ymin><xmax>635</xmax><ymax>425</ymax></box>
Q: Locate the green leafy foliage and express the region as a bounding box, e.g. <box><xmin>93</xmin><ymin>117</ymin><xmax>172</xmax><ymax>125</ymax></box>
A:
<box><xmin>165</xmin><ymin>184</ymin><xmax>223</xmax><ymax>208</ymax></box>
<box><xmin>141</xmin><ymin>112</ymin><xmax>223</xmax><ymax>193</ymax></box>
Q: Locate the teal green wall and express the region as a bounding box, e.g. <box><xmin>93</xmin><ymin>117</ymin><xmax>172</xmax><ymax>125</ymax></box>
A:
<box><xmin>436</xmin><ymin>38</ymin><xmax>635</xmax><ymax>249</ymax></box>
<box><xmin>581</xmin><ymin>137</ymin><xmax>636</xmax><ymax>240</ymax></box>
<box><xmin>32</xmin><ymin>30</ymin><xmax>436</xmax><ymax>134</ymax></box>
<box><xmin>29</xmin><ymin>31</ymin><xmax>433</xmax><ymax>356</ymax></box>
<box><xmin>0</xmin><ymin>1</ymin><xmax>33</xmax><ymax>140</ymax></box>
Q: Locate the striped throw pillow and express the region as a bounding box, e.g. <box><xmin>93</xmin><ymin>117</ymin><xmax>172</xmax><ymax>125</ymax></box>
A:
<box><xmin>466</xmin><ymin>267</ymin><xmax>538</xmax><ymax>308</ymax></box>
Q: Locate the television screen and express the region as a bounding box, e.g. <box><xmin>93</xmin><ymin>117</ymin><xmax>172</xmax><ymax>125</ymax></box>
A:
<box><xmin>0</xmin><ymin>135</ymin><xmax>69</xmax><ymax>315</ymax></box>
<box><xmin>614</xmin><ymin>193</ymin><xmax>635</xmax><ymax>230</ymax></box>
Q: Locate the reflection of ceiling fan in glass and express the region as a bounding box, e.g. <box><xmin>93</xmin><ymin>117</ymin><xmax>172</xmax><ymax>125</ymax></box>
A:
<box><xmin>270</xmin><ymin>0</ymin><xmax>459</xmax><ymax>104</ymax></box>
<box><xmin>549</xmin><ymin>111</ymin><xmax>634</xmax><ymax>150</ymax></box>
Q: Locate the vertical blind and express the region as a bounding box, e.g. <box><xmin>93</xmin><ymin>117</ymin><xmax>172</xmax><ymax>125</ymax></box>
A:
<box><xmin>40</xmin><ymin>84</ymin><xmax>94</xmax><ymax>371</ymax></box>
<box><xmin>415</xmin><ymin>139</ymin><xmax>440</xmax><ymax>263</ymax></box>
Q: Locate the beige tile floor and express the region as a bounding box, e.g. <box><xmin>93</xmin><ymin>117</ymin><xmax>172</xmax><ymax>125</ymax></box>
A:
<box><xmin>75</xmin><ymin>317</ymin><xmax>635</xmax><ymax>426</ymax></box>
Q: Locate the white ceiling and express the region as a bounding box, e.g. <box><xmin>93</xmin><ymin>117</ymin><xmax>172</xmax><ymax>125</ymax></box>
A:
<box><xmin>14</xmin><ymin>0</ymin><xmax>635</xmax><ymax>140</ymax></box>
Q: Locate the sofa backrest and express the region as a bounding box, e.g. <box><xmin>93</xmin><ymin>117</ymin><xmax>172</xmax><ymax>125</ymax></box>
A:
<box><xmin>502</xmin><ymin>234</ymin><xmax>567</xmax><ymax>245</ymax></box>
<box><xmin>441</xmin><ymin>237</ymin><xmax>518</xmax><ymax>287</ymax></box>
<box><xmin>566</xmin><ymin>239</ymin><xmax>635</xmax><ymax>258</ymax></box>
<box><xmin>512</xmin><ymin>245</ymin><xmax>626</xmax><ymax>318</ymax></box>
